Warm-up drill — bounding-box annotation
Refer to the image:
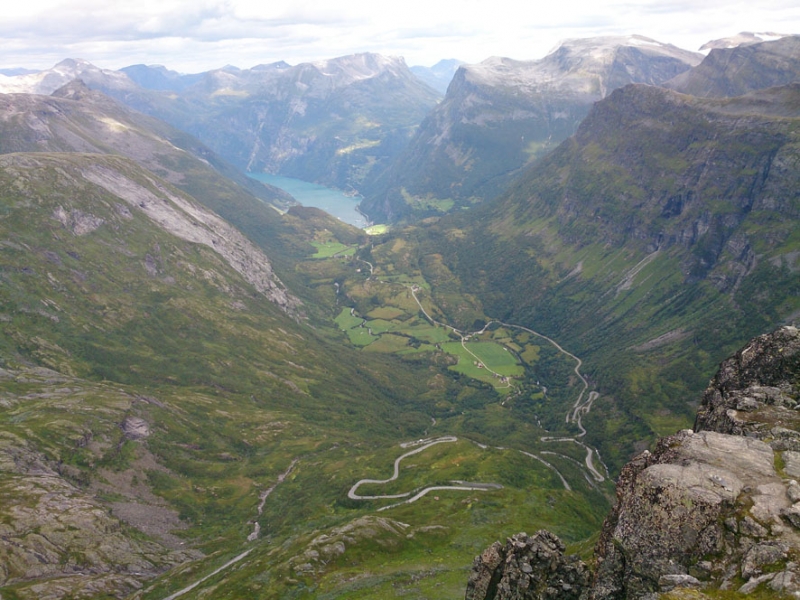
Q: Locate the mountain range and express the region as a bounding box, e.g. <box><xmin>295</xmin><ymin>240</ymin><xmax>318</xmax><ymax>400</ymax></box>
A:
<box><xmin>359</xmin><ymin>35</ymin><xmax>703</xmax><ymax>222</ymax></box>
<box><xmin>0</xmin><ymin>30</ymin><xmax>798</xmax><ymax>599</ymax></box>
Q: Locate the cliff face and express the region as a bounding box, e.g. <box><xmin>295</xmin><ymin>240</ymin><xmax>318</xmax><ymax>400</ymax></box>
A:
<box><xmin>361</xmin><ymin>36</ymin><xmax>700</xmax><ymax>222</ymax></box>
<box><xmin>467</xmin><ymin>325</ymin><xmax>800</xmax><ymax>599</ymax></box>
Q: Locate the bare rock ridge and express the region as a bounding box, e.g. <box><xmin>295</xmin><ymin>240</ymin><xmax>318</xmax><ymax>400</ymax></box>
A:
<box><xmin>466</xmin><ymin>325</ymin><xmax>800</xmax><ymax>599</ymax></box>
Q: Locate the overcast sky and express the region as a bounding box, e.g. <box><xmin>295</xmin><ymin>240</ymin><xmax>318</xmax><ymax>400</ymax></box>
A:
<box><xmin>2</xmin><ymin>0</ymin><xmax>799</xmax><ymax>72</ymax></box>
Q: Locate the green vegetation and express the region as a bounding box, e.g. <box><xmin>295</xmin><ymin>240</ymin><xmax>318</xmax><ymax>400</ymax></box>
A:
<box><xmin>10</xmin><ymin>78</ymin><xmax>797</xmax><ymax>599</ymax></box>
<box><xmin>0</xmin><ymin>152</ymin><xmax>611</xmax><ymax>598</ymax></box>
<box><xmin>311</xmin><ymin>241</ymin><xmax>357</xmax><ymax>258</ymax></box>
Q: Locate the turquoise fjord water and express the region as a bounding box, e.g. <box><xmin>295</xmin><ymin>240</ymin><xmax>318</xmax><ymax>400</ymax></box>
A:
<box><xmin>248</xmin><ymin>173</ymin><xmax>368</xmax><ymax>229</ymax></box>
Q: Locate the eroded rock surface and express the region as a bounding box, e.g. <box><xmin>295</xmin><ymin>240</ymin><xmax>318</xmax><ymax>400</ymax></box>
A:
<box><xmin>694</xmin><ymin>325</ymin><xmax>800</xmax><ymax>444</ymax></box>
<box><xmin>465</xmin><ymin>531</ymin><xmax>590</xmax><ymax>600</ymax></box>
<box><xmin>590</xmin><ymin>429</ymin><xmax>799</xmax><ymax>598</ymax></box>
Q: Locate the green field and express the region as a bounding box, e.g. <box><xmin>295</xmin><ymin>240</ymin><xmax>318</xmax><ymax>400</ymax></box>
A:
<box><xmin>346</xmin><ymin>326</ymin><xmax>378</xmax><ymax>346</ymax></box>
<box><xmin>365</xmin><ymin>224</ymin><xmax>390</xmax><ymax>235</ymax></box>
<box><xmin>466</xmin><ymin>342</ymin><xmax>525</xmax><ymax>377</ymax></box>
<box><xmin>335</xmin><ymin>307</ymin><xmax>365</xmax><ymax>330</ymax></box>
<box><xmin>311</xmin><ymin>241</ymin><xmax>357</xmax><ymax>258</ymax></box>
<box><xmin>441</xmin><ymin>341</ymin><xmax>521</xmax><ymax>388</ymax></box>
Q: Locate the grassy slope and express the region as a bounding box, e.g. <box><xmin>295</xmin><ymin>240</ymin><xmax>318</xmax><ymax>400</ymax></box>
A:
<box><xmin>0</xmin><ymin>153</ymin><xmax>610</xmax><ymax>599</ymax></box>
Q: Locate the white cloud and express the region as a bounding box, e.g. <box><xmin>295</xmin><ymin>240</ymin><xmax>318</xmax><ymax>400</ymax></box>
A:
<box><xmin>0</xmin><ymin>0</ymin><xmax>798</xmax><ymax>72</ymax></box>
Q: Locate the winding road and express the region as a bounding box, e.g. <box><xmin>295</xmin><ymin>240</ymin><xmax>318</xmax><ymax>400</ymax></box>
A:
<box><xmin>407</xmin><ymin>285</ymin><xmax>608</xmax><ymax>483</ymax></box>
<box><xmin>347</xmin><ymin>436</ymin><xmax>503</xmax><ymax>511</ymax></box>
<box><xmin>352</xmin><ymin>264</ymin><xmax>609</xmax><ymax>486</ymax></box>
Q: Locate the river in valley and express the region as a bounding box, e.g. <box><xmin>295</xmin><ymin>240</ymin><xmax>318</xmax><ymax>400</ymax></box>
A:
<box><xmin>248</xmin><ymin>173</ymin><xmax>369</xmax><ymax>228</ymax></box>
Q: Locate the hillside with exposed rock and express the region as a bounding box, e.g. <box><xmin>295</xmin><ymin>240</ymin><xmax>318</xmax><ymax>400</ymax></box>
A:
<box><xmin>1</xmin><ymin>149</ymin><xmax>542</xmax><ymax>598</ymax></box>
<box><xmin>667</xmin><ymin>35</ymin><xmax>800</xmax><ymax>97</ymax></box>
<box><xmin>467</xmin><ymin>325</ymin><xmax>800</xmax><ymax>599</ymax></box>
<box><xmin>360</xmin><ymin>36</ymin><xmax>701</xmax><ymax>222</ymax></box>
<box><xmin>400</xmin><ymin>81</ymin><xmax>799</xmax><ymax>466</ymax></box>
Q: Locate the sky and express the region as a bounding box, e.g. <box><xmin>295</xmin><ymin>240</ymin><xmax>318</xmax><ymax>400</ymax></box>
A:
<box><xmin>1</xmin><ymin>0</ymin><xmax>799</xmax><ymax>72</ymax></box>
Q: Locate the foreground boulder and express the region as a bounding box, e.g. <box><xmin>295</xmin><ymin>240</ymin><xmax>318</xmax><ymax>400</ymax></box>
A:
<box><xmin>466</xmin><ymin>325</ymin><xmax>800</xmax><ymax>599</ymax></box>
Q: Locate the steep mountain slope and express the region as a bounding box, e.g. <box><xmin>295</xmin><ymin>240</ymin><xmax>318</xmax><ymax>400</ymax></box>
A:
<box><xmin>0</xmin><ymin>152</ymin><xmax>309</xmax><ymax>597</ymax></box>
<box><xmin>360</xmin><ymin>36</ymin><xmax>701</xmax><ymax>222</ymax></box>
<box><xmin>666</xmin><ymin>35</ymin><xmax>800</xmax><ymax>97</ymax></box>
<box><xmin>0</xmin><ymin>81</ymin><xmax>294</xmax><ymax>211</ymax></box>
<box><xmin>0</xmin><ymin>82</ymin><xmax>353</xmax><ymax>307</ymax></box>
<box><xmin>401</xmin><ymin>82</ymin><xmax>799</xmax><ymax>465</ymax></box>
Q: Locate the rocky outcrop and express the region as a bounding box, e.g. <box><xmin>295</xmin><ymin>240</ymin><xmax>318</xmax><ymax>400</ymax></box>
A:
<box><xmin>466</xmin><ymin>326</ymin><xmax>800</xmax><ymax>599</ymax></box>
<box><xmin>590</xmin><ymin>429</ymin><xmax>798</xmax><ymax>598</ymax></box>
<box><xmin>694</xmin><ymin>325</ymin><xmax>800</xmax><ymax>441</ymax></box>
<box><xmin>465</xmin><ymin>531</ymin><xmax>590</xmax><ymax>600</ymax></box>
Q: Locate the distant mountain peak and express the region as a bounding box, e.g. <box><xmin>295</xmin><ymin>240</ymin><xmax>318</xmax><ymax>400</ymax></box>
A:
<box><xmin>700</xmin><ymin>31</ymin><xmax>792</xmax><ymax>53</ymax></box>
<box><xmin>666</xmin><ymin>35</ymin><xmax>800</xmax><ymax>98</ymax></box>
<box><xmin>0</xmin><ymin>58</ymin><xmax>136</xmax><ymax>95</ymax></box>
<box><xmin>251</xmin><ymin>61</ymin><xmax>292</xmax><ymax>71</ymax></box>
<box><xmin>309</xmin><ymin>52</ymin><xmax>408</xmax><ymax>81</ymax></box>
<box><xmin>458</xmin><ymin>35</ymin><xmax>700</xmax><ymax>91</ymax></box>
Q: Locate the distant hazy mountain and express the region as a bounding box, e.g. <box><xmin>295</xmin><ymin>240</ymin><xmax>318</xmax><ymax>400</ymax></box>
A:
<box><xmin>0</xmin><ymin>67</ymin><xmax>39</xmax><ymax>76</ymax></box>
<box><xmin>410</xmin><ymin>59</ymin><xmax>464</xmax><ymax>93</ymax></box>
<box><xmin>699</xmin><ymin>31</ymin><xmax>791</xmax><ymax>52</ymax></box>
<box><xmin>119</xmin><ymin>64</ymin><xmax>206</xmax><ymax>92</ymax></box>
<box><xmin>0</xmin><ymin>58</ymin><xmax>137</xmax><ymax>95</ymax></box>
<box><xmin>115</xmin><ymin>53</ymin><xmax>441</xmax><ymax>193</ymax></box>
<box><xmin>0</xmin><ymin>54</ymin><xmax>441</xmax><ymax>195</ymax></box>
<box><xmin>361</xmin><ymin>35</ymin><xmax>702</xmax><ymax>223</ymax></box>
<box><xmin>666</xmin><ymin>35</ymin><xmax>800</xmax><ymax>98</ymax></box>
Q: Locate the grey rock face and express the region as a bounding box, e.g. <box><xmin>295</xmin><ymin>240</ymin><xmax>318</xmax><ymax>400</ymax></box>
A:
<box><xmin>589</xmin><ymin>429</ymin><xmax>798</xmax><ymax>598</ymax></box>
<box><xmin>666</xmin><ymin>35</ymin><xmax>800</xmax><ymax>98</ymax></box>
<box><xmin>694</xmin><ymin>325</ymin><xmax>800</xmax><ymax>442</ymax></box>
<box><xmin>465</xmin><ymin>531</ymin><xmax>590</xmax><ymax>600</ymax></box>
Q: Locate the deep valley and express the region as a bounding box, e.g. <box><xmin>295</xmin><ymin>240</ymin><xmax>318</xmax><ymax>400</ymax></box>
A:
<box><xmin>0</xmin><ymin>30</ymin><xmax>798</xmax><ymax>600</ymax></box>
